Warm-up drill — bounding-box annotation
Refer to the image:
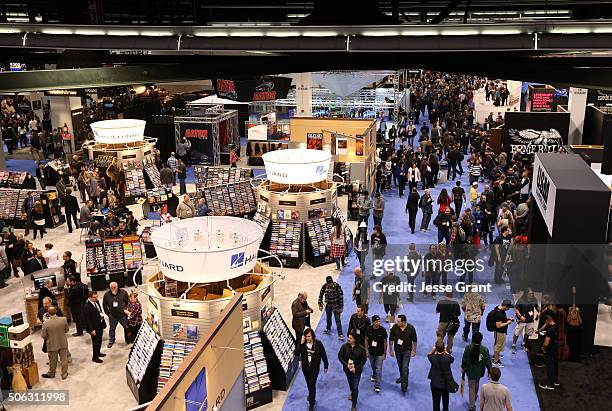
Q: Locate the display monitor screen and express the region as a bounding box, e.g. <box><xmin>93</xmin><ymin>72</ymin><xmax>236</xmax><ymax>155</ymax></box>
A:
<box><xmin>34</xmin><ymin>275</ymin><xmax>56</xmax><ymax>290</ymax></box>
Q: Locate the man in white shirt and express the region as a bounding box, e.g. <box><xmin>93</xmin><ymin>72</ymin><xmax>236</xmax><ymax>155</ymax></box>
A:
<box><xmin>480</xmin><ymin>367</ymin><xmax>512</xmax><ymax>411</ymax></box>
<box><xmin>44</xmin><ymin>243</ymin><xmax>61</xmax><ymax>268</ymax></box>
<box><xmin>28</xmin><ymin>117</ymin><xmax>38</xmax><ymax>131</ymax></box>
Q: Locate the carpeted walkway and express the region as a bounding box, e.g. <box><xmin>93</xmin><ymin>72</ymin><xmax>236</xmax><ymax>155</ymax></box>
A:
<box><xmin>282</xmin><ymin>113</ymin><xmax>540</xmax><ymax>411</ymax></box>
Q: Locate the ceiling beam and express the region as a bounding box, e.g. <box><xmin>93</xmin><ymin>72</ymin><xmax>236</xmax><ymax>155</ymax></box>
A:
<box><xmin>430</xmin><ymin>0</ymin><xmax>463</xmax><ymax>24</ymax></box>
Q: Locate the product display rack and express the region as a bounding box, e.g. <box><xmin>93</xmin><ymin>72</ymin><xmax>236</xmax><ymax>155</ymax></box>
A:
<box><xmin>122</xmin><ymin>235</ymin><xmax>144</xmax><ymax>270</ymax></box>
<box><xmin>252</xmin><ymin>212</ymin><xmax>271</xmax><ymax>257</ymax></box>
<box><xmin>194</xmin><ymin>166</ymin><xmax>252</xmax><ymax>196</ymax></box>
<box><xmin>143</xmin><ymin>163</ymin><xmax>163</xmax><ymax>189</ymax></box>
<box><xmin>203</xmin><ymin>181</ymin><xmax>257</xmax><ymax>218</ymax></box>
<box><xmin>268</xmin><ymin>220</ymin><xmax>302</xmax><ymax>269</ymax></box>
<box><xmin>0</xmin><ymin>171</ymin><xmax>29</xmax><ymax>188</ymax></box>
<box><xmin>104</xmin><ymin>238</ymin><xmax>126</xmax><ymax>272</ymax></box>
<box><xmin>140</xmin><ymin>226</ymin><xmax>158</xmax><ymax>259</ymax></box>
<box><xmin>124</xmin><ymin>162</ymin><xmax>147</xmax><ymax>199</ymax></box>
<box><xmin>260</xmin><ymin>308</ymin><xmax>299</xmax><ymax>391</ymax></box>
<box><xmin>157</xmin><ymin>339</ymin><xmax>197</xmax><ymax>394</ymax></box>
<box><xmin>244</xmin><ymin>331</ymin><xmax>273</xmax><ymax>410</ymax></box>
<box><xmin>126</xmin><ymin>321</ymin><xmax>163</xmax><ymax>405</ymax></box>
<box><xmin>304</xmin><ymin>217</ymin><xmax>333</xmax><ymax>267</ymax></box>
<box><xmin>85</xmin><ymin>238</ymin><xmax>106</xmax><ymax>275</ymax></box>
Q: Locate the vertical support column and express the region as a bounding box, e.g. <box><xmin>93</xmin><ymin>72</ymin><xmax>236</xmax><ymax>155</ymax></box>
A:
<box><xmin>48</xmin><ymin>96</ymin><xmax>81</xmax><ymax>153</ymax></box>
<box><xmin>568</xmin><ymin>87</ymin><xmax>588</xmax><ymax>145</ymax></box>
<box><xmin>295</xmin><ymin>72</ymin><xmax>312</xmax><ymax>117</ymax></box>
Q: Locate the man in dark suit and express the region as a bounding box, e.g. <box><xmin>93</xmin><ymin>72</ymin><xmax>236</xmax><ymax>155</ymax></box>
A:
<box><xmin>62</xmin><ymin>188</ymin><xmax>80</xmax><ymax>233</ymax></box>
<box><xmin>30</xmin><ymin>249</ymin><xmax>48</xmax><ymax>275</ymax></box>
<box><xmin>64</xmin><ymin>276</ymin><xmax>88</xmax><ymax>337</ymax></box>
<box><xmin>82</xmin><ymin>291</ymin><xmax>107</xmax><ymax>363</ymax></box>
<box><xmin>37</xmin><ymin>278</ymin><xmax>55</xmax><ymax>309</ymax></box>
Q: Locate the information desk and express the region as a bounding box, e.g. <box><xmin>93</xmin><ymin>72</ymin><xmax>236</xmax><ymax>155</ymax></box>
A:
<box><xmin>24</xmin><ymin>292</ymin><xmax>71</xmax><ymax>328</ymax></box>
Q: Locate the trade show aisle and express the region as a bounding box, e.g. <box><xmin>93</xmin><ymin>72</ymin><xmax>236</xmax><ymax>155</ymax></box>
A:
<box><xmin>283</xmin><ymin>136</ymin><xmax>539</xmax><ymax>411</ymax></box>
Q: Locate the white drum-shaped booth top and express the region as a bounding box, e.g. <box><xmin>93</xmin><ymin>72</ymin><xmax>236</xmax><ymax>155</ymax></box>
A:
<box><xmin>262</xmin><ymin>148</ymin><xmax>331</xmax><ymax>185</ymax></box>
<box><xmin>90</xmin><ymin>119</ymin><xmax>146</xmax><ymax>144</ymax></box>
<box><xmin>150</xmin><ymin>216</ymin><xmax>263</xmax><ymax>283</ymax></box>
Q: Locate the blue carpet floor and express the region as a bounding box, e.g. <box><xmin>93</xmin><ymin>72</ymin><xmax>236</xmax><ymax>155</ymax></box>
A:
<box><xmin>282</xmin><ymin>114</ymin><xmax>540</xmax><ymax>411</ymax></box>
<box><xmin>5</xmin><ymin>158</ymin><xmax>38</xmax><ymax>175</ymax></box>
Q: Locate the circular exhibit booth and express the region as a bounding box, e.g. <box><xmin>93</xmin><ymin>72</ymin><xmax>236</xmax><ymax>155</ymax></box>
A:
<box><xmin>83</xmin><ymin>119</ymin><xmax>157</xmax><ymax>169</ymax></box>
<box><xmin>141</xmin><ymin>216</ymin><xmax>280</xmax><ymax>339</ymax></box>
<box><xmin>257</xmin><ymin>149</ymin><xmax>342</xmax><ymax>268</ymax></box>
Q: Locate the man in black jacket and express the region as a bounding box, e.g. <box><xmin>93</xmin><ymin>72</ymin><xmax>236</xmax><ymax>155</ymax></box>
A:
<box><xmin>64</xmin><ymin>276</ymin><xmax>88</xmax><ymax>336</ymax></box>
<box><xmin>62</xmin><ymin>251</ymin><xmax>79</xmax><ymax>282</ymax></box>
<box><xmin>338</xmin><ymin>332</ymin><xmax>367</xmax><ymax>411</ymax></box>
<box><xmin>103</xmin><ymin>282</ymin><xmax>129</xmax><ymax>348</ymax></box>
<box><xmin>300</xmin><ymin>328</ymin><xmax>328</xmax><ymax>411</ymax></box>
<box><xmin>405</xmin><ymin>187</ymin><xmax>420</xmax><ymax>234</ymax></box>
<box><xmin>428</xmin><ymin>341</ymin><xmax>455</xmax><ymax>411</ymax></box>
<box><xmin>291</xmin><ymin>291</ymin><xmax>313</xmax><ymax>355</ymax></box>
<box><xmin>62</xmin><ymin>188</ymin><xmax>80</xmax><ymax>233</ymax></box>
<box><xmin>22</xmin><ymin>191</ymin><xmax>35</xmax><ymax>236</ymax></box>
<box><xmin>347</xmin><ymin>305</ymin><xmax>371</xmax><ymax>347</ymax></box>
<box><xmin>433</xmin><ymin>208</ymin><xmax>452</xmax><ymax>244</ymax></box>
<box><xmin>82</xmin><ymin>291</ymin><xmax>106</xmax><ymax>363</ymax></box>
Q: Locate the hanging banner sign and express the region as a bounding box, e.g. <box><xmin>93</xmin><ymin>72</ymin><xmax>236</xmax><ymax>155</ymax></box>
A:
<box><xmin>532</xmin><ymin>155</ymin><xmax>557</xmax><ymax>236</ymax></box>
<box><xmin>502</xmin><ymin>112</ymin><xmax>569</xmax><ymax>155</ymax></box>
<box><xmin>91</xmin><ymin>119</ymin><xmax>145</xmax><ymax>144</ymax></box>
<box><xmin>213</xmin><ymin>77</ymin><xmax>292</xmax><ymax>102</ymax></box>
<box><xmin>263</xmin><ymin>149</ymin><xmax>331</xmax><ymax>185</ymax></box>
<box><xmin>587</xmin><ymin>89</ymin><xmax>612</xmax><ymax>105</ymax></box>
<box><xmin>177</xmin><ymin>122</ymin><xmax>215</xmax><ymax>165</ymax></box>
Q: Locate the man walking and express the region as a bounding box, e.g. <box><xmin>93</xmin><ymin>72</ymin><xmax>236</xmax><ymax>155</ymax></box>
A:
<box><xmin>352</xmin><ymin>268</ymin><xmax>369</xmax><ymax>313</ymax></box>
<box><xmin>338</xmin><ymin>332</ymin><xmax>367</xmax><ymax>411</ymax></box>
<box><xmin>512</xmin><ymin>288</ymin><xmax>538</xmax><ymax>354</ymax></box>
<box><xmin>318</xmin><ymin>276</ymin><xmax>344</xmax><ymax>340</ymax></box>
<box><xmin>372</xmin><ymin>193</ymin><xmax>385</xmax><ymax>227</ymax></box>
<box><xmin>436</xmin><ymin>291</ymin><xmax>461</xmax><ymax>354</ymax></box>
<box><xmin>452</xmin><ymin>181</ymin><xmax>467</xmax><ymax>218</ymax></box>
<box><xmin>357</xmin><ymin>191</ymin><xmax>372</xmax><ymax>226</ymax></box>
<box><xmin>82</xmin><ymin>291</ymin><xmax>106</xmax><ymax>363</ymax></box>
<box><xmin>62</xmin><ymin>188</ymin><xmax>80</xmax><ymax>233</ymax></box>
<box><xmin>389</xmin><ymin>314</ymin><xmax>418</xmax><ymax>394</ymax></box>
<box><xmin>419</xmin><ymin>189</ymin><xmax>434</xmax><ymax>231</ymax></box>
<box><xmin>365</xmin><ymin>315</ymin><xmax>387</xmax><ymax>393</ymax></box>
<box><xmin>102</xmin><ymin>282</ymin><xmax>129</xmax><ymax>348</ymax></box>
<box><xmin>41</xmin><ymin>307</ymin><xmax>69</xmax><ymax>380</ymax></box>
<box><xmin>433</xmin><ymin>208</ymin><xmax>453</xmax><ymax>244</ymax></box>
<box><xmin>480</xmin><ymin>367</ymin><xmax>513</xmax><ymax>410</ymax></box>
<box><xmin>428</xmin><ymin>341</ymin><xmax>454</xmax><ymax>411</ymax></box>
<box><xmin>491</xmin><ymin>299</ymin><xmax>514</xmax><ymax>368</ymax></box>
<box><xmin>462</xmin><ymin>285</ymin><xmax>486</xmax><ymax>342</ymax></box>
<box><xmin>347</xmin><ymin>305</ymin><xmax>371</xmax><ymax>347</ymax></box>
<box><xmin>291</xmin><ymin>291</ymin><xmax>313</xmax><ymax>354</ymax></box>
<box><xmin>405</xmin><ymin>187</ymin><xmax>420</xmax><ymax>234</ymax></box>
<box><xmin>461</xmin><ymin>332</ymin><xmax>492</xmax><ymax>411</ymax></box>
<box><xmin>538</xmin><ymin>313</ymin><xmax>560</xmax><ymax>391</ymax></box>
<box><xmin>64</xmin><ymin>276</ymin><xmax>88</xmax><ymax>336</ymax></box>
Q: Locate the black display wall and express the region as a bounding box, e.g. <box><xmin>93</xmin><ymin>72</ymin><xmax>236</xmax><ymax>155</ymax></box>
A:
<box><xmin>147</xmin><ymin>115</ymin><xmax>174</xmax><ymax>163</ymax></box>
<box><xmin>528</xmin><ymin>153</ymin><xmax>611</xmax><ymax>358</ymax></box>
<box><xmin>502</xmin><ymin>111</ymin><xmax>570</xmax><ymax>155</ymax></box>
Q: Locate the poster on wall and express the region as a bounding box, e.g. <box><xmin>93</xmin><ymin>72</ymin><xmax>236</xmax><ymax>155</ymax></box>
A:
<box><xmin>532</xmin><ymin>155</ymin><xmax>557</xmax><ymax>236</ymax></box>
<box><xmin>355</xmin><ymin>139</ymin><xmax>364</xmax><ymax>156</ymax></box>
<box><xmin>307</xmin><ymin>132</ymin><xmax>323</xmax><ymax>150</ymax></box>
<box><xmin>336</xmin><ymin>136</ymin><xmax>348</xmax><ymax>155</ymax></box>
<box><xmin>587</xmin><ymin>89</ymin><xmax>612</xmax><ymax>106</ymax></box>
<box><xmin>213</xmin><ymin>76</ymin><xmax>292</xmax><ymax>102</ymax></box>
<box><xmin>92</xmin><ymin>151</ymin><xmax>117</xmax><ymax>168</ymax></box>
<box><xmin>502</xmin><ymin>112</ymin><xmax>569</xmax><ymax>155</ymax></box>
<box><xmin>178</xmin><ymin>122</ymin><xmax>215</xmax><ymax>165</ymax></box>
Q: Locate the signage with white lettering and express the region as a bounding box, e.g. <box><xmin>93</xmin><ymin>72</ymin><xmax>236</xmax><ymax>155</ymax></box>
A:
<box><xmin>503</xmin><ymin>112</ymin><xmax>570</xmax><ymax>156</ymax></box>
<box><xmin>91</xmin><ymin>119</ymin><xmax>145</xmax><ymax>144</ymax></box>
<box><xmin>532</xmin><ymin>155</ymin><xmax>557</xmax><ymax>236</ymax></box>
<box><xmin>263</xmin><ymin>149</ymin><xmax>331</xmax><ymax>184</ymax></box>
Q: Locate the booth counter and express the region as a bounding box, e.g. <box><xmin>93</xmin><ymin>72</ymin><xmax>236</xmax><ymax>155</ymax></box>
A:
<box><xmin>145</xmin><ymin>262</ymin><xmax>275</xmax><ymax>340</ymax></box>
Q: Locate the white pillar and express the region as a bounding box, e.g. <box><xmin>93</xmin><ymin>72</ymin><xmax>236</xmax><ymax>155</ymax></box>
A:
<box><xmin>568</xmin><ymin>87</ymin><xmax>588</xmax><ymax>145</ymax></box>
<box><xmin>48</xmin><ymin>96</ymin><xmax>81</xmax><ymax>152</ymax></box>
<box><xmin>295</xmin><ymin>72</ymin><xmax>312</xmax><ymax>117</ymax></box>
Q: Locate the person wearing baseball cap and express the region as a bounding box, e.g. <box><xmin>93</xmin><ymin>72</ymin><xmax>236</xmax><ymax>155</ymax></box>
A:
<box><xmin>492</xmin><ymin>299</ymin><xmax>515</xmax><ymax>368</ymax></box>
<box><xmin>364</xmin><ymin>314</ymin><xmax>388</xmax><ymax>393</ymax></box>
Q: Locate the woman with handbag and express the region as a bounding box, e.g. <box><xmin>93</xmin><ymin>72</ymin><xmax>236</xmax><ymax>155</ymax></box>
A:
<box><xmin>461</xmin><ymin>332</ymin><xmax>492</xmax><ymax>411</ymax></box>
<box><xmin>31</xmin><ymin>201</ymin><xmax>46</xmax><ymax>240</ymax></box>
<box><xmin>428</xmin><ymin>341</ymin><xmax>456</xmax><ymax>411</ymax></box>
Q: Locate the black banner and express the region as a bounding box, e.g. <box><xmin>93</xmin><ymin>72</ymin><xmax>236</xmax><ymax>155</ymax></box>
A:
<box><xmin>502</xmin><ymin>112</ymin><xmax>570</xmax><ymax>155</ymax></box>
<box><xmin>587</xmin><ymin>89</ymin><xmax>612</xmax><ymax>106</ymax></box>
<box><xmin>213</xmin><ymin>77</ymin><xmax>292</xmax><ymax>102</ymax></box>
<box><xmin>171</xmin><ymin>308</ymin><xmax>200</xmax><ymax>319</ymax></box>
<box><xmin>178</xmin><ymin>122</ymin><xmax>215</xmax><ymax>165</ymax></box>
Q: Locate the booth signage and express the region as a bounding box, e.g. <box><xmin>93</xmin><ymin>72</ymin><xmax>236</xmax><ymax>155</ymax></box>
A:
<box><xmin>178</xmin><ymin>122</ymin><xmax>215</xmax><ymax>165</ymax></box>
<box><xmin>263</xmin><ymin>149</ymin><xmax>331</xmax><ymax>185</ymax></box>
<box><xmin>91</xmin><ymin>119</ymin><xmax>146</xmax><ymax>144</ymax></box>
<box><xmin>213</xmin><ymin>77</ymin><xmax>291</xmax><ymax>102</ymax></box>
<box><xmin>503</xmin><ymin>112</ymin><xmax>569</xmax><ymax>155</ymax></box>
<box><xmin>310</xmin><ymin>198</ymin><xmax>326</xmax><ymax>205</ymax></box>
<box><xmin>148</xmin><ymin>295</ymin><xmax>158</xmax><ymax>310</ymax></box>
<box><xmin>278</xmin><ymin>200</ymin><xmax>297</xmax><ymax>206</ymax></box>
<box><xmin>532</xmin><ymin>155</ymin><xmax>557</xmax><ymax>236</ymax></box>
<box><xmin>93</xmin><ymin>152</ymin><xmax>117</xmax><ymax>168</ymax></box>
<box><xmin>530</xmin><ymin>88</ymin><xmax>555</xmax><ymax>112</ymax></box>
<box><xmin>587</xmin><ymin>89</ymin><xmax>612</xmax><ymax>105</ymax></box>
<box><xmin>171</xmin><ymin>309</ymin><xmax>200</xmax><ymax>319</ymax></box>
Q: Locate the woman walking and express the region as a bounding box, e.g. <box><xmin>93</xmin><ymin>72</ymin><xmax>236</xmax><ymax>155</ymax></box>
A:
<box><xmin>461</xmin><ymin>332</ymin><xmax>492</xmax><ymax>411</ymax></box>
<box><xmin>300</xmin><ymin>328</ymin><xmax>329</xmax><ymax>411</ymax></box>
<box><xmin>329</xmin><ymin>219</ymin><xmax>346</xmax><ymax>270</ymax></box>
<box><xmin>31</xmin><ymin>201</ymin><xmax>46</xmax><ymax>240</ymax></box>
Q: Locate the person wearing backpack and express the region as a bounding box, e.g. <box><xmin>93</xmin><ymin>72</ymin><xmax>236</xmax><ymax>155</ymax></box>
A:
<box><xmin>461</xmin><ymin>332</ymin><xmax>492</xmax><ymax>411</ymax></box>
<box><xmin>436</xmin><ymin>291</ymin><xmax>461</xmax><ymax>354</ymax></box>
<box><xmin>487</xmin><ymin>300</ymin><xmax>514</xmax><ymax>368</ymax></box>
